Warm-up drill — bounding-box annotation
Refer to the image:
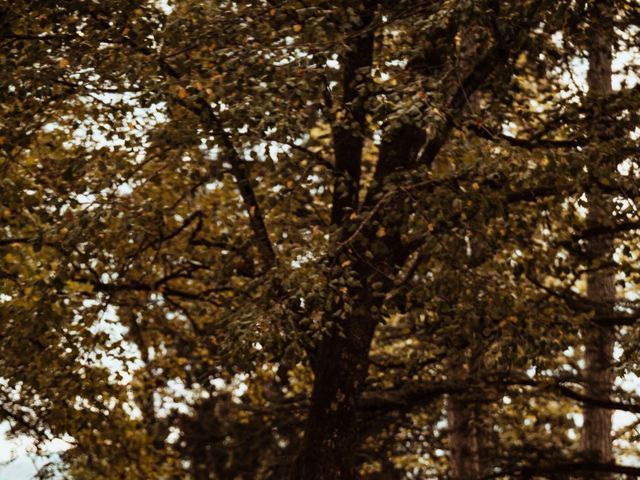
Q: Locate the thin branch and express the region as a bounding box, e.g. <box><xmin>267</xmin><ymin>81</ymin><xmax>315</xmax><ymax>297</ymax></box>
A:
<box><xmin>468</xmin><ymin>122</ymin><xmax>587</xmax><ymax>149</ymax></box>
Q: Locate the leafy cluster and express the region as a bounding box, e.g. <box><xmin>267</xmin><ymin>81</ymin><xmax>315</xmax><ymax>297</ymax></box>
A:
<box><xmin>1</xmin><ymin>1</ymin><xmax>640</xmax><ymax>479</ymax></box>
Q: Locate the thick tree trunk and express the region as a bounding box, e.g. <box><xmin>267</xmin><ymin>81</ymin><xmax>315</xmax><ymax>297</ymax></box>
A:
<box><xmin>582</xmin><ymin>3</ymin><xmax>614</xmax><ymax>472</ymax></box>
<box><xmin>291</xmin><ymin>5</ymin><xmax>376</xmax><ymax>478</ymax></box>
<box><xmin>291</xmin><ymin>294</ymin><xmax>378</xmax><ymax>479</ymax></box>
<box><xmin>290</xmin><ymin>106</ymin><xmax>426</xmax><ymax>480</ymax></box>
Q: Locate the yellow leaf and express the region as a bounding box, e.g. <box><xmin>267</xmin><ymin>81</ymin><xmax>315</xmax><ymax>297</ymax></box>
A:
<box><xmin>65</xmin><ymin>280</ymin><xmax>94</xmax><ymax>294</ymax></box>
<box><xmin>376</xmin><ymin>226</ymin><xmax>386</xmax><ymax>237</ymax></box>
<box><xmin>341</xmin><ymin>259</ymin><xmax>352</xmax><ymax>268</ymax></box>
<box><xmin>516</xmin><ymin>52</ymin><xmax>527</xmax><ymax>68</ymax></box>
<box><xmin>472</xmin><ymin>182</ymin><xmax>480</xmax><ymax>190</ymax></box>
<box><xmin>309</xmin><ymin>124</ymin><xmax>331</xmax><ymax>139</ymax></box>
<box><xmin>177</xmin><ymin>86</ymin><xmax>188</xmax><ymax>99</ymax></box>
<box><xmin>58</xmin><ymin>58</ymin><xmax>70</xmax><ymax>69</ymax></box>
<box><xmin>293</xmin><ymin>24</ymin><xmax>302</xmax><ymax>33</ymax></box>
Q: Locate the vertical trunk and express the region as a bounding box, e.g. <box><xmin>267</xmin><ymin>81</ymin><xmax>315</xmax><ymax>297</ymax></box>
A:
<box><xmin>292</xmin><ymin>7</ymin><xmax>516</xmax><ymax>477</ymax></box>
<box><xmin>446</xmin><ymin>27</ymin><xmax>491</xmax><ymax>480</ymax></box>
<box><xmin>582</xmin><ymin>3</ymin><xmax>615</xmax><ymax>471</ymax></box>
<box><xmin>291</xmin><ymin>291</ymin><xmax>379</xmax><ymax>480</ymax></box>
<box><xmin>291</xmin><ymin>5</ymin><xmax>376</xmax><ymax>478</ymax></box>
<box><xmin>446</xmin><ymin>310</ymin><xmax>494</xmax><ymax>480</ymax></box>
<box><xmin>291</xmin><ymin>93</ymin><xmax>427</xmax><ymax>480</ymax></box>
<box><xmin>447</xmin><ymin>359</ymin><xmax>482</xmax><ymax>480</ymax></box>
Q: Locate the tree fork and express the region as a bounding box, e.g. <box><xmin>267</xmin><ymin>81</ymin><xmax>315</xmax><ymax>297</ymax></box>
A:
<box><xmin>292</xmin><ymin>4</ymin><xmax>545</xmax><ymax>478</ymax></box>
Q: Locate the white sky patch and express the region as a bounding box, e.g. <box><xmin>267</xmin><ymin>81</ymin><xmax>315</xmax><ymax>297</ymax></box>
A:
<box><xmin>155</xmin><ymin>0</ymin><xmax>174</xmax><ymax>15</ymax></box>
<box><xmin>0</xmin><ymin>423</ymin><xmax>72</xmax><ymax>479</ymax></box>
<box><xmin>205</xmin><ymin>180</ymin><xmax>224</xmax><ymax>191</ymax></box>
<box><xmin>613</xmin><ymin>49</ymin><xmax>640</xmax><ymax>90</ymax></box>
<box><xmin>326</xmin><ymin>55</ymin><xmax>340</xmax><ymax>70</ymax></box>
<box><xmin>155</xmin><ymin>379</ymin><xmax>196</xmax><ymax>416</ymax></box>
<box><xmin>82</xmin><ymin>304</ymin><xmax>144</xmax><ymax>385</ymax></box>
<box><xmin>291</xmin><ymin>251</ymin><xmax>314</xmax><ymax>268</ymax></box>
<box><xmin>116</xmin><ymin>182</ymin><xmax>134</xmax><ymax>196</ymax></box>
<box><xmin>617</xmin><ymin>158</ymin><xmax>636</xmax><ymax>176</ymax></box>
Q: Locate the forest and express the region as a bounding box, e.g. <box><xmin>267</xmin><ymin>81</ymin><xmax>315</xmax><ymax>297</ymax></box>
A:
<box><xmin>2</xmin><ymin>0</ymin><xmax>640</xmax><ymax>478</ymax></box>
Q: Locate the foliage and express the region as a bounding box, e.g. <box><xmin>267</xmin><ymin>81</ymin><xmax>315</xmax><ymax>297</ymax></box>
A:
<box><xmin>1</xmin><ymin>0</ymin><xmax>640</xmax><ymax>479</ymax></box>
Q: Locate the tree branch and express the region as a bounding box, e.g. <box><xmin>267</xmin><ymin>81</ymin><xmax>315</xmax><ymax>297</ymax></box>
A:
<box><xmin>467</xmin><ymin>122</ymin><xmax>587</xmax><ymax>149</ymax></box>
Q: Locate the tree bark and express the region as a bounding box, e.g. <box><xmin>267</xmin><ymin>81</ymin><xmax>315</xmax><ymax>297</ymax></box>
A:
<box><xmin>447</xmin><ymin>359</ymin><xmax>482</xmax><ymax>480</ymax></box>
<box><xmin>582</xmin><ymin>2</ymin><xmax>615</xmax><ymax>473</ymax></box>
<box><xmin>291</xmin><ymin>5</ymin><xmax>377</xmax><ymax>478</ymax></box>
<box><xmin>446</xmin><ymin>27</ymin><xmax>492</xmax><ymax>480</ymax></box>
<box><xmin>291</xmin><ymin>290</ymin><xmax>379</xmax><ymax>479</ymax></box>
<box><xmin>291</xmin><ymin>124</ymin><xmax>425</xmax><ymax>479</ymax></box>
<box><xmin>446</xmin><ymin>283</ymin><xmax>494</xmax><ymax>480</ymax></box>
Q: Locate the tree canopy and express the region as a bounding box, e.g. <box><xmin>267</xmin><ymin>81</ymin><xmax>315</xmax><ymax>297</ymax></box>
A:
<box><xmin>2</xmin><ymin>0</ymin><xmax>640</xmax><ymax>479</ymax></box>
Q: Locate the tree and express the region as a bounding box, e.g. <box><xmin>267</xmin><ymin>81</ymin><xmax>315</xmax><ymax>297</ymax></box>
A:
<box><xmin>1</xmin><ymin>1</ymin><xmax>640</xmax><ymax>479</ymax></box>
<box><xmin>582</xmin><ymin>0</ymin><xmax>616</xmax><ymax>473</ymax></box>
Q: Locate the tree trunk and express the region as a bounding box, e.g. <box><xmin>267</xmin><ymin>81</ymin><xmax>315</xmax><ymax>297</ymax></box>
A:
<box><xmin>290</xmin><ymin>100</ymin><xmax>426</xmax><ymax>480</ymax></box>
<box><xmin>291</xmin><ymin>5</ymin><xmax>376</xmax><ymax>478</ymax></box>
<box><xmin>446</xmin><ymin>28</ymin><xmax>492</xmax><ymax>480</ymax></box>
<box><xmin>582</xmin><ymin>2</ymin><xmax>614</xmax><ymax>472</ymax></box>
<box><xmin>446</xmin><ymin>311</ymin><xmax>494</xmax><ymax>480</ymax></box>
<box><xmin>291</xmin><ymin>292</ymin><xmax>378</xmax><ymax>479</ymax></box>
<box><xmin>447</xmin><ymin>358</ymin><xmax>482</xmax><ymax>480</ymax></box>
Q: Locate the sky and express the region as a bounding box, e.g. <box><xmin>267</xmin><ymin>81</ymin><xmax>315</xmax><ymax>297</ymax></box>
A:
<box><xmin>0</xmin><ymin>422</ymin><xmax>67</xmax><ymax>479</ymax></box>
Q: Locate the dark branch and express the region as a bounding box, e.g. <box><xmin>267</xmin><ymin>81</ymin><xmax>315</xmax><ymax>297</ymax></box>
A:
<box><xmin>468</xmin><ymin>123</ymin><xmax>587</xmax><ymax>149</ymax></box>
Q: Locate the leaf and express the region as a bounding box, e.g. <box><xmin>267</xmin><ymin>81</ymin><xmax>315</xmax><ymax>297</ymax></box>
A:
<box><xmin>177</xmin><ymin>86</ymin><xmax>189</xmax><ymax>99</ymax></box>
